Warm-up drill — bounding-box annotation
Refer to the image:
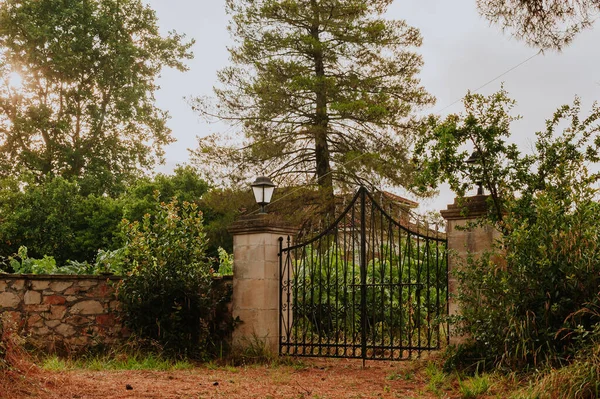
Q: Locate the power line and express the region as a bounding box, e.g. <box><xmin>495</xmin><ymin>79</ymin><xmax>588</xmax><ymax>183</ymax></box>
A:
<box><xmin>435</xmin><ymin>50</ymin><xmax>542</xmax><ymax>114</ymax></box>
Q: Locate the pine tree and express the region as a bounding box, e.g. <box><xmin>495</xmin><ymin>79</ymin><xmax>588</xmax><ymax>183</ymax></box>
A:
<box><xmin>192</xmin><ymin>0</ymin><xmax>434</xmax><ymax>203</ymax></box>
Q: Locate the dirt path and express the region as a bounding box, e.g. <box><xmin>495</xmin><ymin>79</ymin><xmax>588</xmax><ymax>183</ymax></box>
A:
<box><xmin>5</xmin><ymin>358</ymin><xmax>447</xmax><ymax>399</ymax></box>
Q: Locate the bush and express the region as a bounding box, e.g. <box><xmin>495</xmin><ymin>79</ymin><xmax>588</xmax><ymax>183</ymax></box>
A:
<box><xmin>414</xmin><ymin>89</ymin><xmax>600</xmax><ymax>370</ymax></box>
<box><xmin>0</xmin><ymin>176</ymin><xmax>123</xmax><ymax>265</ymax></box>
<box><xmin>118</xmin><ymin>195</ymin><xmax>231</xmax><ymax>358</ymax></box>
<box><xmin>453</xmin><ymin>189</ymin><xmax>600</xmax><ymax>369</ymax></box>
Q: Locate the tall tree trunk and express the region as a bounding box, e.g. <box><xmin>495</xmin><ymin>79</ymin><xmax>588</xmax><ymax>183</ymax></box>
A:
<box><xmin>311</xmin><ymin>0</ymin><xmax>334</xmax><ymax>215</ymax></box>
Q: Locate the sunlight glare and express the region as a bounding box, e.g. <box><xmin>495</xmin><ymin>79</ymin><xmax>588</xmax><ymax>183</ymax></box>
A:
<box><xmin>7</xmin><ymin>71</ymin><xmax>23</xmax><ymax>90</ymax></box>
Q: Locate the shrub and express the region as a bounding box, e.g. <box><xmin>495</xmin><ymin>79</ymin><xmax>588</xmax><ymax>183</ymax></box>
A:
<box><xmin>118</xmin><ymin>195</ymin><xmax>230</xmax><ymax>358</ymax></box>
<box><xmin>415</xmin><ymin>89</ymin><xmax>600</xmax><ymax>370</ymax></box>
<box><xmin>453</xmin><ymin>189</ymin><xmax>600</xmax><ymax>369</ymax></box>
<box><xmin>0</xmin><ymin>176</ymin><xmax>123</xmax><ymax>265</ymax></box>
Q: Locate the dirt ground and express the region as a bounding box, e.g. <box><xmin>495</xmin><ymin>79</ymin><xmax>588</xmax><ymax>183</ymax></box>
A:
<box><xmin>1</xmin><ymin>357</ymin><xmax>452</xmax><ymax>399</ymax></box>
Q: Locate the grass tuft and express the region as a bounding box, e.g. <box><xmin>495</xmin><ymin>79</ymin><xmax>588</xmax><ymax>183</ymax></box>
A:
<box><xmin>458</xmin><ymin>373</ymin><xmax>490</xmax><ymax>399</ymax></box>
<box><xmin>425</xmin><ymin>362</ymin><xmax>449</xmax><ymax>396</ymax></box>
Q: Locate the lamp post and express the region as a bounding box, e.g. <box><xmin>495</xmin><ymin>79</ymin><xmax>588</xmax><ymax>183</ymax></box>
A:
<box><xmin>466</xmin><ymin>151</ymin><xmax>484</xmax><ymax>196</ymax></box>
<box><xmin>251</xmin><ymin>176</ymin><xmax>276</xmax><ymax>214</ymax></box>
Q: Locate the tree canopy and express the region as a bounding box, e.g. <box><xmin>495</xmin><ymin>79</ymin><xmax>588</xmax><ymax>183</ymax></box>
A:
<box><xmin>0</xmin><ymin>0</ymin><xmax>193</xmax><ymax>194</ymax></box>
<box><xmin>413</xmin><ymin>88</ymin><xmax>600</xmax><ymax>227</ymax></box>
<box><xmin>478</xmin><ymin>0</ymin><xmax>600</xmax><ymax>49</ymax></box>
<box><xmin>191</xmin><ymin>0</ymin><xmax>434</xmax><ymax>202</ymax></box>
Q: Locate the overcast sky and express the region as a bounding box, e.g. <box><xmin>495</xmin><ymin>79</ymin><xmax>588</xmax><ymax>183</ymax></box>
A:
<box><xmin>145</xmin><ymin>0</ymin><xmax>600</xmax><ymax>213</ymax></box>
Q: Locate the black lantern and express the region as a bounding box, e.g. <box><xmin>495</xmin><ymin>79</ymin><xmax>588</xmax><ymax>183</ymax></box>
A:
<box><xmin>251</xmin><ymin>176</ymin><xmax>276</xmax><ymax>214</ymax></box>
<box><xmin>466</xmin><ymin>151</ymin><xmax>484</xmax><ymax>195</ymax></box>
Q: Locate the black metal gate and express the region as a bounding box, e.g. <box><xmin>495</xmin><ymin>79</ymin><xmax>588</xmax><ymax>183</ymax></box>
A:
<box><xmin>278</xmin><ymin>187</ymin><xmax>448</xmax><ymax>361</ymax></box>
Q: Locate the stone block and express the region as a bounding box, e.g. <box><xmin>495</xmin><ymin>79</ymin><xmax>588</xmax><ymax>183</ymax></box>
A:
<box><xmin>45</xmin><ymin>320</ymin><xmax>61</xmax><ymax>328</ymax></box>
<box><xmin>96</xmin><ymin>314</ymin><xmax>116</xmax><ymax>327</ymax></box>
<box><xmin>64</xmin><ymin>315</ymin><xmax>92</xmax><ymax>326</ymax></box>
<box><xmin>49</xmin><ymin>281</ymin><xmax>73</xmax><ymax>292</ymax></box>
<box><xmin>47</xmin><ymin>305</ymin><xmax>67</xmax><ymax>320</ymax></box>
<box><xmin>24</xmin><ymin>290</ymin><xmax>42</xmax><ymax>305</ymax></box>
<box><xmin>63</xmin><ymin>286</ymin><xmax>82</xmax><ymax>295</ymax></box>
<box><xmin>27</xmin><ymin>314</ymin><xmax>44</xmax><ymax>328</ymax></box>
<box><xmin>32</xmin><ymin>326</ymin><xmax>50</xmax><ymax>336</ymax></box>
<box><xmin>76</xmin><ymin>280</ymin><xmax>98</xmax><ymax>289</ymax></box>
<box><xmin>55</xmin><ymin>323</ymin><xmax>75</xmax><ymax>337</ymax></box>
<box><xmin>31</xmin><ymin>280</ymin><xmax>50</xmax><ymax>290</ymax></box>
<box><xmin>2</xmin><ymin>311</ymin><xmax>22</xmax><ymax>324</ymax></box>
<box><xmin>235</xmin><ymin>279</ymin><xmax>266</xmax><ymax>310</ymax></box>
<box><xmin>85</xmin><ymin>284</ymin><xmax>111</xmax><ymax>298</ymax></box>
<box><xmin>10</xmin><ymin>279</ymin><xmax>25</xmax><ymax>290</ymax></box>
<box><xmin>0</xmin><ymin>281</ymin><xmax>7</xmax><ymax>292</ymax></box>
<box><xmin>43</xmin><ymin>295</ymin><xmax>66</xmax><ymax>305</ymax></box>
<box><xmin>0</xmin><ymin>292</ymin><xmax>20</xmax><ymax>308</ymax></box>
<box><xmin>108</xmin><ymin>300</ymin><xmax>122</xmax><ymax>311</ymax></box>
<box><xmin>71</xmin><ymin>300</ymin><xmax>103</xmax><ymax>315</ymax></box>
<box><xmin>24</xmin><ymin>304</ymin><xmax>50</xmax><ymax>313</ymax></box>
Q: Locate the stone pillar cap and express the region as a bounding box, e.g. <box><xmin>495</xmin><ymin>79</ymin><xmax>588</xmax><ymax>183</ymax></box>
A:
<box><xmin>440</xmin><ymin>195</ymin><xmax>490</xmax><ymax>220</ymax></box>
<box><xmin>228</xmin><ymin>213</ymin><xmax>299</xmax><ymax>235</ymax></box>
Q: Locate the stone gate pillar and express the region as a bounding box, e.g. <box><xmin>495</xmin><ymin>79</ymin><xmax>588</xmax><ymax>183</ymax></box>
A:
<box><xmin>440</xmin><ymin>195</ymin><xmax>501</xmax><ymax>344</ymax></box>
<box><xmin>228</xmin><ymin>214</ymin><xmax>297</xmax><ymax>354</ymax></box>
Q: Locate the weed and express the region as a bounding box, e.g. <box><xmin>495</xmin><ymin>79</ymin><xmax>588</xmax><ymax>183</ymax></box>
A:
<box><xmin>425</xmin><ymin>362</ymin><xmax>448</xmax><ymax>396</ymax></box>
<box><xmin>228</xmin><ymin>334</ymin><xmax>276</xmax><ymax>365</ymax></box>
<box><xmin>386</xmin><ymin>370</ymin><xmax>415</xmax><ymax>381</ymax></box>
<box><xmin>42</xmin><ymin>355</ymin><xmax>71</xmax><ymax>371</ymax></box>
<box><xmin>458</xmin><ymin>373</ymin><xmax>490</xmax><ymax>399</ymax></box>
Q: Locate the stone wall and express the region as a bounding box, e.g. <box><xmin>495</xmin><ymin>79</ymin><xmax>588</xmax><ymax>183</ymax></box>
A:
<box><xmin>0</xmin><ymin>274</ymin><xmax>234</xmax><ymax>353</ymax></box>
<box><xmin>0</xmin><ymin>274</ymin><xmax>123</xmax><ymax>352</ymax></box>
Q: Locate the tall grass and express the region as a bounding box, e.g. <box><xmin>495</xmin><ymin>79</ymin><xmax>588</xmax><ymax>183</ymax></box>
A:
<box><xmin>513</xmin><ymin>342</ymin><xmax>600</xmax><ymax>399</ymax></box>
<box><xmin>42</xmin><ymin>353</ymin><xmax>194</xmax><ymax>371</ymax></box>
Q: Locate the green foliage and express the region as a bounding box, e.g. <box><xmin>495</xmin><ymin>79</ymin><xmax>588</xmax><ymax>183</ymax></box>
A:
<box><xmin>61</xmin><ymin>248</ymin><xmax>126</xmax><ymax>275</ymax></box>
<box><xmin>0</xmin><ymin>0</ymin><xmax>193</xmax><ymax>194</ymax></box>
<box><xmin>458</xmin><ymin>373</ymin><xmax>490</xmax><ymax>399</ymax></box>
<box><xmin>121</xmin><ymin>166</ymin><xmax>210</xmax><ymax>222</ymax></box>
<box><xmin>0</xmin><ymin>176</ymin><xmax>123</xmax><ymax>265</ymax></box>
<box><xmin>0</xmin><ymin>169</ymin><xmax>217</xmax><ymax>268</ymax></box>
<box><xmin>516</xmin><ymin>336</ymin><xmax>600</xmax><ymax>399</ymax></box>
<box><xmin>425</xmin><ymin>362</ymin><xmax>449</xmax><ymax>396</ymax></box>
<box><xmin>9</xmin><ymin>246</ymin><xmax>58</xmax><ymax>274</ymax></box>
<box><xmin>192</xmin><ymin>0</ymin><xmax>434</xmax><ymax>197</ymax></box>
<box><xmin>5</xmin><ymin>246</ymin><xmax>125</xmax><ymax>275</ymax></box>
<box><xmin>216</xmin><ymin>247</ymin><xmax>234</xmax><ymax>276</ymax></box>
<box><xmin>117</xmin><ymin>196</ymin><xmax>230</xmax><ymax>358</ymax></box>
<box><xmin>119</xmin><ymin>166</ymin><xmax>235</xmax><ymax>259</ymax></box>
<box><xmin>415</xmin><ymin>89</ymin><xmax>600</xmax><ymax>369</ymax></box>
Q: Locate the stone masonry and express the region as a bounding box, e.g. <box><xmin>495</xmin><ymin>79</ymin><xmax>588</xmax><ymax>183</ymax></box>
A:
<box><xmin>440</xmin><ymin>194</ymin><xmax>501</xmax><ymax>344</ymax></box>
<box><xmin>228</xmin><ymin>214</ymin><xmax>297</xmax><ymax>354</ymax></box>
<box><xmin>0</xmin><ymin>274</ymin><xmax>124</xmax><ymax>351</ymax></box>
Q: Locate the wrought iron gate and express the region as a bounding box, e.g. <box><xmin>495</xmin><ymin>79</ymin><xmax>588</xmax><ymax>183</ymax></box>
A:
<box><xmin>278</xmin><ymin>187</ymin><xmax>448</xmax><ymax>361</ymax></box>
